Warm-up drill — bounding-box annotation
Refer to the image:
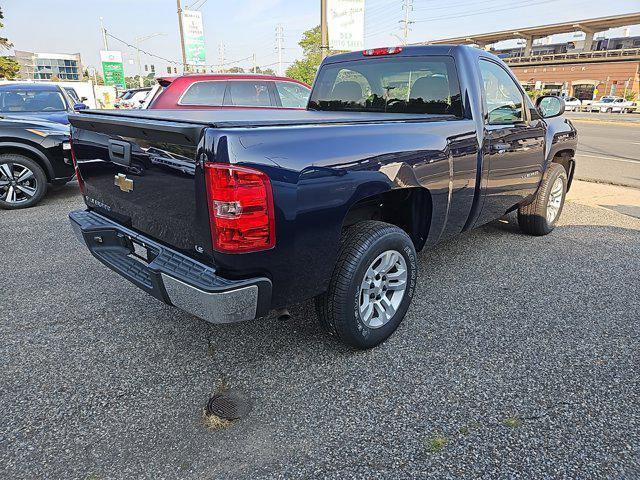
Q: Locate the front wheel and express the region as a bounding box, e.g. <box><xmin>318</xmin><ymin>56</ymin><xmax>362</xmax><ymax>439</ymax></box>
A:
<box><xmin>517</xmin><ymin>163</ymin><xmax>567</xmax><ymax>236</ymax></box>
<box><xmin>0</xmin><ymin>154</ymin><xmax>48</xmax><ymax>209</ymax></box>
<box><xmin>315</xmin><ymin>221</ymin><xmax>417</xmax><ymax>349</ymax></box>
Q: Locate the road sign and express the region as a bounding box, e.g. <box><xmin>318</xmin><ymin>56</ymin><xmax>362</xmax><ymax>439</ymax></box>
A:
<box><xmin>100</xmin><ymin>50</ymin><xmax>125</xmax><ymax>87</ymax></box>
<box><xmin>327</xmin><ymin>0</ymin><xmax>365</xmax><ymax>51</ymax></box>
<box><xmin>181</xmin><ymin>9</ymin><xmax>206</xmax><ymax>67</ymax></box>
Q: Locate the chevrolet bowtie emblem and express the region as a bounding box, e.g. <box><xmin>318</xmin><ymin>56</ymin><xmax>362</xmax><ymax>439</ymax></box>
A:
<box><xmin>114</xmin><ymin>173</ymin><xmax>134</xmax><ymax>193</ymax></box>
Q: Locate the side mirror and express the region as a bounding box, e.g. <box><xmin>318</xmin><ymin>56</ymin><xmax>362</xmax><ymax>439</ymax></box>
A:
<box><xmin>80</xmin><ymin>96</ymin><xmax>88</xmax><ymax>102</ymax></box>
<box><xmin>536</xmin><ymin>95</ymin><xmax>565</xmax><ymax>119</ymax></box>
<box><xmin>73</xmin><ymin>103</ymin><xmax>89</xmax><ymax>111</ymax></box>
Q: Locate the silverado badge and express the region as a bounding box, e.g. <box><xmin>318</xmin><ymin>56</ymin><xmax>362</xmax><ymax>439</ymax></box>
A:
<box><xmin>114</xmin><ymin>173</ymin><xmax>134</xmax><ymax>193</ymax></box>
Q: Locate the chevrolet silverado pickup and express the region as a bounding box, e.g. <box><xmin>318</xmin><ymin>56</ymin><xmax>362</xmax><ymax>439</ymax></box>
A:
<box><xmin>68</xmin><ymin>45</ymin><xmax>577</xmax><ymax>349</ymax></box>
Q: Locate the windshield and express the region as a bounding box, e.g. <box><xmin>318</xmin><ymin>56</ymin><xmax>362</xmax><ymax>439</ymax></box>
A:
<box><xmin>601</xmin><ymin>98</ymin><xmax>615</xmax><ymax>103</ymax></box>
<box><xmin>0</xmin><ymin>89</ymin><xmax>67</xmax><ymax>113</ymax></box>
<box><xmin>308</xmin><ymin>56</ymin><xmax>463</xmax><ymax>116</ymax></box>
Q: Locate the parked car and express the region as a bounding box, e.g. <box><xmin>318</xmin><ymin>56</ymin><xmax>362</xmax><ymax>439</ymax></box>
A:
<box><xmin>63</xmin><ymin>86</ymin><xmax>88</xmax><ymax>106</ymax></box>
<box><xmin>562</xmin><ymin>96</ymin><xmax>581</xmax><ymax>111</ymax></box>
<box><xmin>0</xmin><ymin>83</ymin><xmax>87</xmax><ymax>125</ymax></box>
<box><xmin>146</xmin><ymin>74</ymin><xmax>311</xmax><ymax>109</ymax></box>
<box><xmin>0</xmin><ymin>116</ymin><xmax>74</xmax><ymax>209</ymax></box>
<box><xmin>589</xmin><ymin>96</ymin><xmax>633</xmax><ymax>113</ymax></box>
<box><xmin>68</xmin><ymin>45</ymin><xmax>577</xmax><ymax>349</ymax></box>
<box><xmin>114</xmin><ymin>88</ymin><xmax>152</xmax><ymax>109</ymax></box>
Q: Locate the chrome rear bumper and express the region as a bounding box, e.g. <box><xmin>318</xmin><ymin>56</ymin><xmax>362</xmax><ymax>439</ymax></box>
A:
<box><xmin>69</xmin><ymin>209</ymin><xmax>271</xmax><ymax>324</ymax></box>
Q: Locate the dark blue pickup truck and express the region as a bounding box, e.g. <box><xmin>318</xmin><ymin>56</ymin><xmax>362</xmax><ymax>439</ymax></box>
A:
<box><xmin>68</xmin><ymin>45</ymin><xmax>577</xmax><ymax>348</ymax></box>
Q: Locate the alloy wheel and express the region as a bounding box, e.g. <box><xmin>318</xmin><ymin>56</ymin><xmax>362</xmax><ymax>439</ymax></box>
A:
<box><xmin>0</xmin><ymin>163</ymin><xmax>38</xmax><ymax>205</ymax></box>
<box><xmin>546</xmin><ymin>176</ymin><xmax>564</xmax><ymax>224</ymax></box>
<box><xmin>358</xmin><ymin>249</ymin><xmax>408</xmax><ymax>329</ymax></box>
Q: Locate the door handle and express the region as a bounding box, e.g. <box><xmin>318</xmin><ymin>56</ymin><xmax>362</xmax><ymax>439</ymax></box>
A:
<box><xmin>108</xmin><ymin>140</ymin><xmax>131</xmax><ymax>167</ymax></box>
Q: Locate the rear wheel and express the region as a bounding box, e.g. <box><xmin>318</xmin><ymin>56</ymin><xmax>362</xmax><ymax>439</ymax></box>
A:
<box><xmin>0</xmin><ymin>154</ymin><xmax>48</xmax><ymax>209</ymax></box>
<box><xmin>517</xmin><ymin>163</ymin><xmax>567</xmax><ymax>236</ymax></box>
<box><xmin>315</xmin><ymin>221</ymin><xmax>417</xmax><ymax>349</ymax></box>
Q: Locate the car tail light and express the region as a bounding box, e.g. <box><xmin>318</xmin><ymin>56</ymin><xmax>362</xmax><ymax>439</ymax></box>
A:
<box><xmin>204</xmin><ymin>163</ymin><xmax>275</xmax><ymax>253</ymax></box>
<box><xmin>69</xmin><ymin>138</ymin><xmax>85</xmax><ymax>194</ymax></box>
<box><xmin>363</xmin><ymin>47</ymin><xmax>403</xmax><ymax>56</ymax></box>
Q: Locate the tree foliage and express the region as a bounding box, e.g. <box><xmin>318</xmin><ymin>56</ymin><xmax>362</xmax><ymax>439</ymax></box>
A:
<box><xmin>286</xmin><ymin>26</ymin><xmax>322</xmax><ymax>85</ymax></box>
<box><xmin>0</xmin><ymin>8</ymin><xmax>12</xmax><ymax>50</ymax></box>
<box><xmin>0</xmin><ymin>56</ymin><xmax>19</xmax><ymax>79</ymax></box>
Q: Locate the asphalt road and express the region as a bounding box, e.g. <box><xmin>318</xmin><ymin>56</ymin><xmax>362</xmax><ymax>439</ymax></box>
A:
<box><xmin>2</xmin><ymin>184</ymin><xmax>639</xmax><ymax>479</ymax></box>
<box><xmin>566</xmin><ymin>114</ymin><xmax>640</xmax><ymax>189</ymax></box>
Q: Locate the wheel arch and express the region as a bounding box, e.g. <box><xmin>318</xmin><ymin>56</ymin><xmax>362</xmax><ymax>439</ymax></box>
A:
<box><xmin>0</xmin><ymin>142</ymin><xmax>54</xmax><ymax>180</ymax></box>
<box><xmin>551</xmin><ymin>149</ymin><xmax>575</xmax><ymax>191</ymax></box>
<box><xmin>341</xmin><ymin>186</ymin><xmax>433</xmax><ymax>251</ymax></box>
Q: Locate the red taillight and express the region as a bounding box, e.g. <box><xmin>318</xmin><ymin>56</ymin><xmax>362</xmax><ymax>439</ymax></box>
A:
<box><xmin>363</xmin><ymin>46</ymin><xmax>403</xmax><ymax>56</ymax></box>
<box><xmin>204</xmin><ymin>163</ymin><xmax>275</xmax><ymax>253</ymax></box>
<box><xmin>69</xmin><ymin>138</ymin><xmax>85</xmax><ymax>195</ymax></box>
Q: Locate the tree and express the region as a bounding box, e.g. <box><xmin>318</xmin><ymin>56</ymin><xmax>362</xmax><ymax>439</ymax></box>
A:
<box><xmin>285</xmin><ymin>26</ymin><xmax>321</xmax><ymax>84</ymax></box>
<box><xmin>0</xmin><ymin>56</ymin><xmax>19</xmax><ymax>79</ymax></box>
<box><xmin>0</xmin><ymin>8</ymin><xmax>12</xmax><ymax>50</ymax></box>
<box><xmin>225</xmin><ymin>66</ymin><xmax>244</xmax><ymax>74</ymax></box>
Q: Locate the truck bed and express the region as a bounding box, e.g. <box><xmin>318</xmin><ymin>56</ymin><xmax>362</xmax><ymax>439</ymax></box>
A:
<box><xmin>72</xmin><ymin>108</ymin><xmax>456</xmax><ymax>128</ymax></box>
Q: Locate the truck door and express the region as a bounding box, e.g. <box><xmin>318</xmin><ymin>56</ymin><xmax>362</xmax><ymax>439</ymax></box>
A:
<box><xmin>474</xmin><ymin>59</ymin><xmax>545</xmax><ymax>226</ymax></box>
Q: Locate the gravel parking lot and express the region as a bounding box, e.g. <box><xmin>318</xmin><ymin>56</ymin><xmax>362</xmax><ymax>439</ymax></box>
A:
<box><xmin>2</xmin><ymin>183</ymin><xmax>639</xmax><ymax>479</ymax></box>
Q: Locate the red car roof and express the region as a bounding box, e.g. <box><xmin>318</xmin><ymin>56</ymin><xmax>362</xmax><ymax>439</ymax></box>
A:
<box><xmin>156</xmin><ymin>74</ymin><xmax>309</xmax><ymax>87</ymax></box>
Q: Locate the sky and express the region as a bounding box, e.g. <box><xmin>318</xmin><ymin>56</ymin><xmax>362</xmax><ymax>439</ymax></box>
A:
<box><xmin>2</xmin><ymin>0</ymin><xmax>639</xmax><ymax>77</ymax></box>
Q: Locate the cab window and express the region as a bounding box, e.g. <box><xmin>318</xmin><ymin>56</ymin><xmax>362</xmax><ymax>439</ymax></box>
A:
<box><xmin>275</xmin><ymin>81</ymin><xmax>310</xmax><ymax>108</ymax></box>
<box><xmin>479</xmin><ymin>60</ymin><xmax>525</xmax><ymax>125</ymax></box>
<box><xmin>309</xmin><ymin>56</ymin><xmax>463</xmax><ymax>116</ymax></box>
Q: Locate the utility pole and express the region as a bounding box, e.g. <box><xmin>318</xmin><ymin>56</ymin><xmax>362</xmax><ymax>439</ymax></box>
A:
<box><xmin>252</xmin><ymin>53</ymin><xmax>257</xmax><ymax>74</ymax></box>
<box><xmin>176</xmin><ymin>0</ymin><xmax>188</xmax><ymax>73</ymax></box>
<box><xmin>275</xmin><ymin>24</ymin><xmax>284</xmax><ymax>76</ymax></box>
<box><xmin>400</xmin><ymin>0</ymin><xmax>414</xmax><ymax>45</ymax></box>
<box><xmin>134</xmin><ymin>33</ymin><xmax>166</xmax><ymax>87</ymax></box>
<box><xmin>218</xmin><ymin>41</ymin><xmax>226</xmax><ymax>73</ymax></box>
<box><xmin>320</xmin><ymin>0</ymin><xmax>329</xmax><ymax>59</ymax></box>
<box><xmin>99</xmin><ymin>17</ymin><xmax>109</xmax><ymax>50</ymax></box>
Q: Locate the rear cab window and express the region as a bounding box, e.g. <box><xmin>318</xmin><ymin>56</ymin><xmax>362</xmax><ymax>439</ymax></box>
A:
<box><xmin>308</xmin><ymin>56</ymin><xmax>463</xmax><ymax>117</ymax></box>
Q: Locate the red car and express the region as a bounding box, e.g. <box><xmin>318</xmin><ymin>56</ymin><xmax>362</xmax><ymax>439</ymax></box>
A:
<box><xmin>146</xmin><ymin>74</ymin><xmax>311</xmax><ymax>110</ymax></box>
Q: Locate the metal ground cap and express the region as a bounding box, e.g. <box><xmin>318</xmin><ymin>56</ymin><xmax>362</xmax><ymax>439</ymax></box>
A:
<box><xmin>206</xmin><ymin>389</ymin><xmax>252</xmax><ymax>420</ymax></box>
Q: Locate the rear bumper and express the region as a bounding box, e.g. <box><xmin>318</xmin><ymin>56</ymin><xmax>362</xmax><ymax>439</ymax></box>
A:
<box><xmin>69</xmin><ymin>209</ymin><xmax>271</xmax><ymax>324</ymax></box>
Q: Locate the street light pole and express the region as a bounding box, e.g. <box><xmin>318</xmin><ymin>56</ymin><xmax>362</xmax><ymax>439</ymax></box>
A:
<box><xmin>320</xmin><ymin>0</ymin><xmax>328</xmax><ymax>59</ymax></box>
<box><xmin>100</xmin><ymin>17</ymin><xmax>109</xmax><ymax>50</ymax></box>
<box><xmin>177</xmin><ymin>0</ymin><xmax>188</xmax><ymax>73</ymax></box>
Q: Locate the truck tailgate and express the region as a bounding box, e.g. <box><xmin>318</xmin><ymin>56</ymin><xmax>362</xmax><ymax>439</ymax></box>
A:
<box><xmin>69</xmin><ymin>112</ymin><xmax>209</xmax><ymax>254</ymax></box>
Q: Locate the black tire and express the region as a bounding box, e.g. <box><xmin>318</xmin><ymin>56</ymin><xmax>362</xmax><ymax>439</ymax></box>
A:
<box><xmin>315</xmin><ymin>221</ymin><xmax>417</xmax><ymax>349</ymax></box>
<box><xmin>606</xmin><ymin>108</ymin><xmax>613</xmax><ymax>113</ymax></box>
<box><xmin>517</xmin><ymin>163</ymin><xmax>567</xmax><ymax>236</ymax></box>
<box><xmin>0</xmin><ymin>154</ymin><xmax>48</xmax><ymax>209</ymax></box>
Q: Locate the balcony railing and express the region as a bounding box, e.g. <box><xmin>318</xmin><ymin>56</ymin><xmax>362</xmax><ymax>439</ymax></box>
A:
<box><xmin>504</xmin><ymin>48</ymin><xmax>640</xmax><ymax>64</ymax></box>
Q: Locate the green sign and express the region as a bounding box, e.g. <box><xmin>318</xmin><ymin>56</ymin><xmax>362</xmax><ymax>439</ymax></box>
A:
<box><xmin>100</xmin><ymin>51</ymin><xmax>125</xmax><ymax>87</ymax></box>
<box><xmin>182</xmin><ymin>10</ymin><xmax>206</xmax><ymax>67</ymax></box>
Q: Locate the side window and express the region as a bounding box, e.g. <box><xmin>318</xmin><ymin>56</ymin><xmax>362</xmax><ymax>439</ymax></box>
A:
<box><xmin>275</xmin><ymin>81</ymin><xmax>310</xmax><ymax>108</ymax></box>
<box><xmin>479</xmin><ymin>60</ymin><xmax>524</xmax><ymax>125</ymax></box>
<box><xmin>179</xmin><ymin>81</ymin><xmax>226</xmax><ymax>106</ymax></box>
<box><xmin>226</xmin><ymin>81</ymin><xmax>272</xmax><ymax>107</ymax></box>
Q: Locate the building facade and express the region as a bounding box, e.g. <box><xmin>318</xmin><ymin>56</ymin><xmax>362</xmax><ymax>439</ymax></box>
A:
<box><xmin>510</xmin><ymin>59</ymin><xmax>640</xmax><ymax>100</ymax></box>
<box><xmin>14</xmin><ymin>50</ymin><xmax>83</xmax><ymax>81</ymax></box>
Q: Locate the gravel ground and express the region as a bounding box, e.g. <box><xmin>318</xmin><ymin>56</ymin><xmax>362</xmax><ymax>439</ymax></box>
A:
<box><xmin>1</xmin><ymin>184</ymin><xmax>639</xmax><ymax>479</ymax></box>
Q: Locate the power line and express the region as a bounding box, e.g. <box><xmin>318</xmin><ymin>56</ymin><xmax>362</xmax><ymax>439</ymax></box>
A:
<box><xmin>400</xmin><ymin>0</ymin><xmax>414</xmax><ymax>45</ymax></box>
<box><xmin>412</xmin><ymin>0</ymin><xmax>563</xmax><ymax>23</ymax></box>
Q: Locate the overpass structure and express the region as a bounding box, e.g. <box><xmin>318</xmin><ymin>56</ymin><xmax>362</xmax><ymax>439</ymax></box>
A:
<box><xmin>420</xmin><ymin>13</ymin><xmax>640</xmax><ymax>56</ymax></box>
<box><xmin>418</xmin><ymin>13</ymin><xmax>640</xmax><ymax>100</ymax></box>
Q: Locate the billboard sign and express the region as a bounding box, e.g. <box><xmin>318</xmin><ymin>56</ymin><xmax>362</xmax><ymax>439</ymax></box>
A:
<box><xmin>100</xmin><ymin>50</ymin><xmax>125</xmax><ymax>87</ymax></box>
<box><xmin>182</xmin><ymin>9</ymin><xmax>206</xmax><ymax>66</ymax></box>
<box><xmin>327</xmin><ymin>0</ymin><xmax>365</xmax><ymax>51</ymax></box>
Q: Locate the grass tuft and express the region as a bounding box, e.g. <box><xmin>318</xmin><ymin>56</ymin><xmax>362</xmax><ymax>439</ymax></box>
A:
<box><xmin>426</xmin><ymin>435</ymin><xmax>448</xmax><ymax>453</ymax></box>
<box><xmin>502</xmin><ymin>416</ymin><xmax>522</xmax><ymax>429</ymax></box>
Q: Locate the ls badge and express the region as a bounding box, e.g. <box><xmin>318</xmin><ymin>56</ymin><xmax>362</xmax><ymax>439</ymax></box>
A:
<box><xmin>114</xmin><ymin>173</ymin><xmax>134</xmax><ymax>193</ymax></box>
